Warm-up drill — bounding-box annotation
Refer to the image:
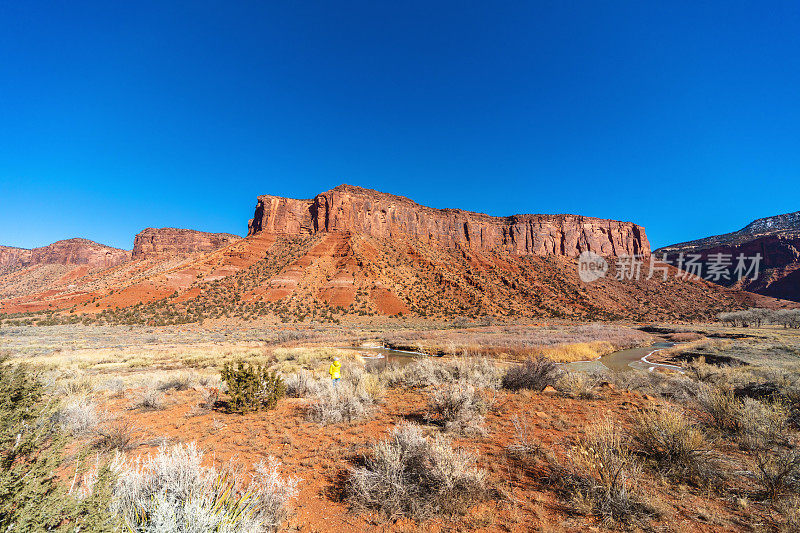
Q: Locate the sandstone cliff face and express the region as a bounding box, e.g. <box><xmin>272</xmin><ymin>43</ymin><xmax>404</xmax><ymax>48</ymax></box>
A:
<box><xmin>132</xmin><ymin>228</ymin><xmax>240</xmax><ymax>259</ymax></box>
<box><xmin>248</xmin><ymin>185</ymin><xmax>650</xmax><ymax>257</ymax></box>
<box><xmin>0</xmin><ymin>239</ymin><xmax>130</xmax><ymax>272</ymax></box>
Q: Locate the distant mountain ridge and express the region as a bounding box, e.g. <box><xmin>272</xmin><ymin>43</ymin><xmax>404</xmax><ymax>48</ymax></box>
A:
<box><xmin>663</xmin><ymin>211</ymin><xmax>800</xmax><ymax>250</ymax></box>
<box><xmin>656</xmin><ymin>210</ymin><xmax>800</xmax><ymax>303</ymax></box>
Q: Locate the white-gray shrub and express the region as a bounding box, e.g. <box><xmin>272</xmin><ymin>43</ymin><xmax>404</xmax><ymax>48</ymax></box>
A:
<box><xmin>284</xmin><ymin>369</ymin><xmax>319</xmax><ymax>398</ymax></box>
<box><xmin>348</xmin><ymin>422</ymin><xmax>486</xmax><ymax>519</ymax></box>
<box><xmin>425</xmin><ymin>383</ymin><xmax>489</xmax><ymax>435</ymax></box>
<box><xmin>387</xmin><ymin>356</ymin><xmax>500</xmax><ymax>389</ymax></box>
<box><xmin>112</xmin><ymin>442</ymin><xmax>297</xmax><ymax>532</ymax></box>
<box><xmin>56</xmin><ymin>396</ymin><xmax>102</xmax><ymax>435</ymax></box>
<box><xmin>307</xmin><ymin>380</ymin><xmax>379</xmax><ymax>425</ymax></box>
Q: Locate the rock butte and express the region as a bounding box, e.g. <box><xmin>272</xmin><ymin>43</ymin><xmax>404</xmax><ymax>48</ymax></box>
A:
<box><xmin>0</xmin><ymin>238</ymin><xmax>130</xmax><ymax>272</ymax></box>
<box><xmin>132</xmin><ymin>228</ymin><xmax>241</xmax><ymax>259</ymax></box>
<box><xmin>248</xmin><ymin>184</ymin><xmax>650</xmax><ymax>257</ymax></box>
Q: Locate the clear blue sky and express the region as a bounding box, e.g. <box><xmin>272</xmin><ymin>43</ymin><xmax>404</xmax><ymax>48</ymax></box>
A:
<box><xmin>1</xmin><ymin>1</ymin><xmax>798</xmax><ymax>250</ymax></box>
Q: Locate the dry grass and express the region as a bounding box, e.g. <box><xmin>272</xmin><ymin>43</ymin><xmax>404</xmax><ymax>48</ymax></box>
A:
<box><xmin>380</xmin><ymin>324</ymin><xmax>650</xmax><ymax>362</ymax></box>
<box><xmin>631</xmin><ymin>407</ymin><xmax>718</xmax><ymax>485</ymax></box>
<box><xmin>546</xmin><ymin>417</ymin><xmax>654</xmax><ymax>526</ymax></box>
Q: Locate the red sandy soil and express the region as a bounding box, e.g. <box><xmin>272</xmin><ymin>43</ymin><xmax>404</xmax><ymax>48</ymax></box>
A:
<box><xmin>85</xmin><ymin>386</ymin><xmax>756</xmax><ymax>532</ymax></box>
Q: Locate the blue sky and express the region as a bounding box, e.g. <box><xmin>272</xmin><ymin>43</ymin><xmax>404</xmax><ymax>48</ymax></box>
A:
<box><xmin>1</xmin><ymin>1</ymin><xmax>798</xmax><ymax>250</ymax></box>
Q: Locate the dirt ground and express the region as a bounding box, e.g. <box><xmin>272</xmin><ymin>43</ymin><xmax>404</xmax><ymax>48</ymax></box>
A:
<box><xmin>78</xmin><ymin>384</ymin><xmax>754</xmax><ymax>532</ymax></box>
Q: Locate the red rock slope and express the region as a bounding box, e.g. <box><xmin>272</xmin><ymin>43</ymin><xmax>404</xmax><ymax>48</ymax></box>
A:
<box><xmin>1</xmin><ymin>186</ymin><xmax>787</xmax><ymax>322</ymax></box>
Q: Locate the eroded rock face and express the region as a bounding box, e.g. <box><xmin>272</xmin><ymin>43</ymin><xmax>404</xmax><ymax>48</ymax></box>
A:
<box><xmin>132</xmin><ymin>228</ymin><xmax>240</xmax><ymax>259</ymax></box>
<box><xmin>0</xmin><ymin>246</ymin><xmax>29</xmax><ymax>269</ymax></box>
<box><xmin>248</xmin><ymin>184</ymin><xmax>650</xmax><ymax>257</ymax></box>
<box><xmin>0</xmin><ymin>239</ymin><xmax>130</xmax><ymax>272</ymax></box>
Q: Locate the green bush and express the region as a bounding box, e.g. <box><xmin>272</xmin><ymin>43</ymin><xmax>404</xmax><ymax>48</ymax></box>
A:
<box><xmin>0</xmin><ymin>358</ymin><xmax>119</xmax><ymax>531</ymax></box>
<box><xmin>221</xmin><ymin>361</ymin><xmax>286</xmax><ymax>413</ymax></box>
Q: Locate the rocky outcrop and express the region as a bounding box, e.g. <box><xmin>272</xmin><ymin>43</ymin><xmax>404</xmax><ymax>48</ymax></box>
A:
<box><xmin>0</xmin><ymin>239</ymin><xmax>130</xmax><ymax>272</ymax></box>
<box><xmin>132</xmin><ymin>228</ymin><xmax>240</xmax><ymax>259</ymax></box>
<box><xmin>656</xmin><ymin>211</ymin><xmax>800</xmax><ymax>302</ymax></box>
<box><xmin>0</xmin><ymin>246</ymin><xmax>29</xmax><ymax>270</ymax></box>
<box><xmin>248</xmin><ymin>184</ymin><xmax>650</xmax><ymax>257</ymax></box>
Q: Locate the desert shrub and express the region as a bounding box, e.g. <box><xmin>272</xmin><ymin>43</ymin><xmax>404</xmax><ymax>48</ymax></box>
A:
<box><xmin>698</xmin><ymin>385</ymin><xmax>744</xmax><ymax>431</ymax></box>
<box><xmin>285</xmin><ymin>369</ymin><xmax>319</xmax><ymax>397</ymax></box>
<box><xmin>686</xmin><ymin>357</ymin><xmax>716</xmax><ymax>382</ymax></box>
<box><xmin>57</xmin><ymin>374</ymin><xmax>96</xmax><ymax>397</ymax></box>
<box><xmin>502</xmin><ymin>357</ymin><xmax>561</xmax><ymax>391</ymax></box>
<box><xmin>355</xmin><ymin>372</ymin><xmax>385</xmax><ymax>398</ymax></box>
<box><xmin>93</xmin><ymin>418</ymin><xmax>138</xmax><ymax>452</ymax></box>
<box><xmin>157</xmin><ymin>373</ymin><xmax>194</xmax><ymax>391</ymax></box>
<box><xmin>632</xmin><ymin>407</ymin><xmax>716</xmax><ymax>484</ymax></box>
<box><xmin>348</xmin><ymin>423</ymin><xmax>487</xmax><ymax>519</ymax></box>
<box><xmin>307</xmin><ymin>380</ymin><xmax>380</xmax><ymax>425</ymax></box>
<box><xmin>699</xmin><ymin>385</ymin><xmax>790</xmax><ymax>449</ymax></box>
<box><xmin>112</xmin><ymin>442</ymin><xmax>298</xmax><ymax>532</ymax></box>
<box><xmin>0</xmin><ymin>360</ymin><xmax>118</xmax><ymax>531</ymax></box>
<box><xmin>221</xmin><ymin>361</ymin><xmax>286</xmax><ymax>414</ymax></box>
<box><xmin>448</xmin><ymin>356</ymin><xmax>501</xmax><ymax>389</ymax></box>
<box><xmin>425</xmin><ymin>383</ymin><xmax>489</xmax><ymax>435</ymax></box>
<box><xmin>545</xmin><ymin>417</ymin><xmax>653</xmax><ymax>525</ymax></box>
<box><xmin>56</xmin><ymin>396</ymin><xmax>102</xmax><ymax>435</ymax></box>
<box><xmin>507</xmin><ymin>413</ymin><xmax>544</xmax><ymax>461</ymax></box>
<box><xmin>557</xmin><ymin>371</ymin><xmax>598</xmax><ymax>399</ymax></box>
<box><xmin>131</xmin><ymin>387</ymin><xmax>165</xmax><ymax>411</ymax></box>
<box><xmin>750</xmin><ymin>445</ymin><xmax>800</xmax><ymax>500</ymax></box>
<box><xmin>191</xmin><ymin>387</ymin><xmax>219</xmax><ymax>416</ymax></box>
<box><xmin>777</xmin><ymin>496</ymin><xmax>800</xmax><ymax>532</ymax></box>
<box><xmin>389</xmin><ymin>358</ymin><xmax>454</xmax><ymax>388</ymax></box>
<box><xmin>604</xmin><ymin>371</ymin><xmax>701</xmax><ymax>403</ymax></box>
<box><xmin>102</xmin><ymin>377</ymin><xmax>126</xmax><ymax>397</ymax></box>
<box><xmin>738</xmin><ymin>397</ymin><xmax>790</xmax><ymax>450</ymax></box>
